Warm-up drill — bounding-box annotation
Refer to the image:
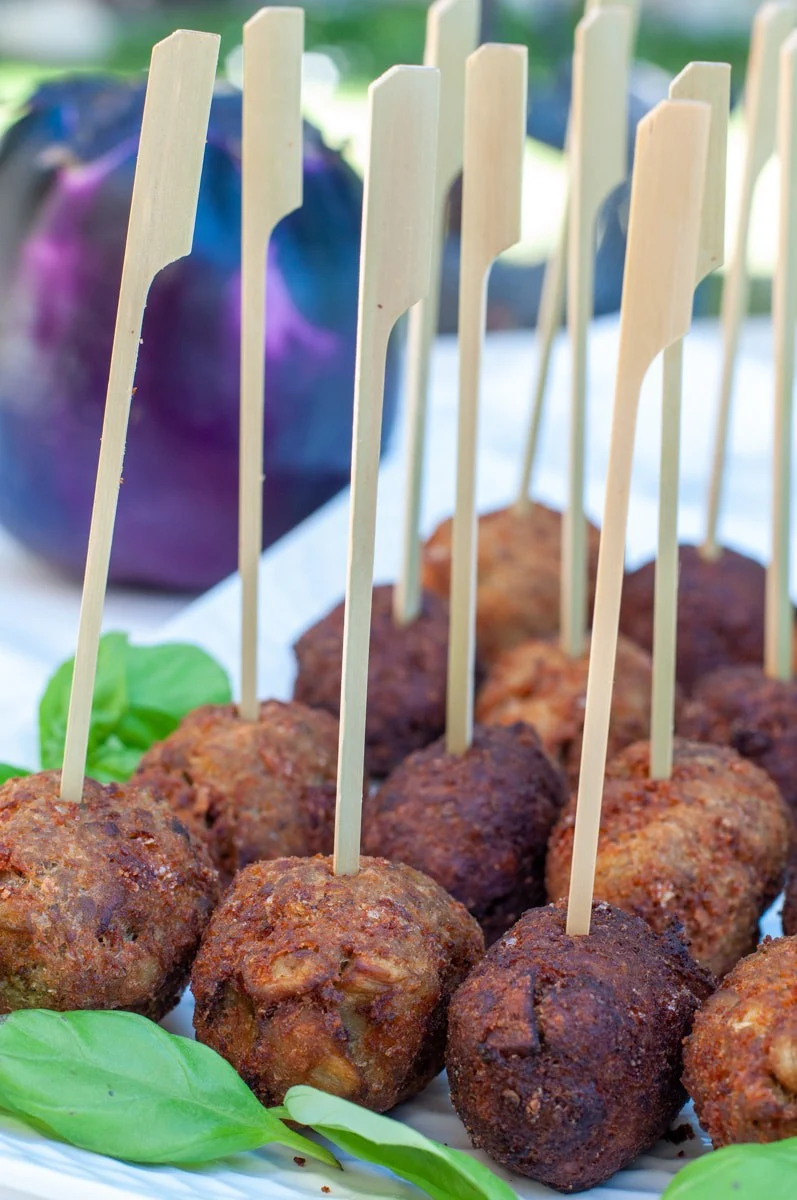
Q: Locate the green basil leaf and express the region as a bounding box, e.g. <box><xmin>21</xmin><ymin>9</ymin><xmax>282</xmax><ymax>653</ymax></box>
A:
<box><xmin>282</xmin><ymin>1086</ymin><xmax>518</xmax><ymax>1200</ymax></box>
<box><xmin>0</xmin><ymin>1010</ymin><xmax>337</xmax><ymax>1169</ymax></box>
<box><xmin>38</xmin><ymin>634</ymin><xmax>232</xmax><ymax>782</ymax></box>
<box><xmin>0</xmin><ymin>764</ymin><xmax>30</xmax><ymax>784</ymax></box>
<box><xmin>663</xmin><ymin>1141</ymin><xmax>797</xmax><ymax>1199</ymax></box>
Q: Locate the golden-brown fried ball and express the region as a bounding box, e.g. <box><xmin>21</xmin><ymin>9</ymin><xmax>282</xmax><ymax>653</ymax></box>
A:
<box><xmin>422</xmin><ymin>503</ymin><xmax>600</xmax><ymax>665</ymax></box>
<box><xmin>446</xmin><ymin>900</ymin><xmax>714</xmax><ymax>1193</ymax></box>
<box><xmin>546</xmin><ymin>740</ymin><xmax>790</xmax><ymax>977</ymax></box>
<box><xmin>476</xmin><ymin>633</ymin><xmax>654</xmax><ymax>788</ymax></box>
<box><xmin>619</xmin><ymin>544</ymin><xmax>797</xmax><ymax>694</ymax></box>
<box><xmin>684</xmin><ymin>936</ymin><xmax>797</xmax><ymax>1146</ymax></box>
<box><xmin>363</xmin><ymin>723</ymin><xmax>567</xmax><ymax>945</ymax></box>
<box><xmin>192</xmin><ymin>855</ymin><xmax>483</xmax><ymax>1111</ymax></box>
<box><xmin>679</xmin><ymin>666</ymin><xmax>797</xmax><ymax>816</ymax></box>
<box><xmin>293</xmin><ymin>585</ymin><xmax>450</xmax><ymax>778</ymax></box>
<box><xmin>135</xmin><ymin>700</ymin><xmax>338</xmax><ymax>881</ymax></box>
<box><xmin>0</xmin><ymin>771</ymin><xmax>219</xmax><ymax>1017</ymax></box>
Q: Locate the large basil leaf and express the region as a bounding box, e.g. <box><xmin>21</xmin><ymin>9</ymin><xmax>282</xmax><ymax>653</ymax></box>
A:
<box><xmin>663</xmin><ymin>1141</ymin><xmax>797</xmax><ymax>1199</ymax></box>
<box><xmin>0</xmin><ymin>764</ymin><xmax>31</xmax><ymax>784</ymax></box>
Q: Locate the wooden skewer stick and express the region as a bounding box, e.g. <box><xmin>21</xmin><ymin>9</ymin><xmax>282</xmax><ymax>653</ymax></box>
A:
<box><xmin>393</xmin><ymin>0</ymin><xmax>480</xmax><ymax>627</ymax></box>
<box><xmin>60</xmin><ymin>31</ymin><xmax>220</xmax><ymax>803</ymax></box>
<box><xmin>334</xmin><ymin>67</ymin><xmax>440</xmax><ymax>876</ymax></box>
<box><xmin>765</xmin><ymin>30</ymin><xmax>797</xmax><ymax>681</ymax></box>
<box><xmin>650</xmin><ymin>62</ymin><xmax>730</xmax><ymax>781</ymax></box>
<box><xmin>560</xmin><ymin>7</ymin><xmax>630</xmax><ymax>660</ymax></box>
<box><xmin>239</xmin><ymin>8</ymin><xmax>304</xmax><ymax>721</ymax></box>
<box><xmin>516</xmin><ymin>0</ymin><xmax>639</xmax><ymax>509</ymax></box>
<box><xmin>567</xmin><ymin>99</ymin><xmax>710</xmax><ymax>936</ymax></box>
<box><xmin>446</xmin><ymin>44</ymin><xmax>527</xmax><ymax>756</ymax></box>
<box><xmin>703</xmin><ymin>0</ymin><xmax>796</xmax><ymax>559</ymax></box>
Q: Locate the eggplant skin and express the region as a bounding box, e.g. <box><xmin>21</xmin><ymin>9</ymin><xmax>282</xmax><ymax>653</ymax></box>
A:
<box><xmin>446</xmin><ymin>900</ymin><xmax>714</xmax><ymax>1194</ymax></box>
<box><xmin>0</xmin><ymin>78</ymin><xmax>400</xmax><ymax>590</ymax></box>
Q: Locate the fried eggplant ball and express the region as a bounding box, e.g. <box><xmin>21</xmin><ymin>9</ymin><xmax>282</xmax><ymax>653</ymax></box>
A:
<box><xmin>422</xmin><ymin>502</ymin><xmax>600</xmax><ymax>665</ymax></box>
<box><xmin>684</xmin><ymin>936</ymin><xmax>797</xmax><ymax>1145</ymax></box>
<box><xmin>0</xmin><ymin>771</ymin><xmax>219</xmax><ymax>1017</ymax></box>
<box><xmin>546</xmin><ymin>740</ymin><xmax>790</xmax><ymax>978</ymax></box>
<box><xmin>619</xmin><ymin>544</ymin><xmax>797</xmax><ymax>694</ymax></box>
<box><xmin>293</xmin><ymin>585</ymin><xmax>449</xmax><ymax>778</ymax></box>
<box><xmin>363</xmin><ymin>723</ymin><xmax>568</xmax><ymax>945</ymax></box>
<box><xmin>135</xmin><ymin>700</ymin><xmax>338</xmax><ymax>882</ymax></box>
<box><xmin>446</xmin><ymin>900</ymin><xmax>714</xmax><ymax>1193</ymax></box>
<box><xmin>783</xmin><ymin>854</ymin><xmax>797</xmax><ymax>936</ymax></box>
<box><xmin>476</xmin><ymin>633</ymin><xmax>654</xmax><ymax>788</ymax></box>
<box><xmin>679</xmin><ymin>666</ymin><xmax>797</xmax><ymax>816</ymax></box>
<box><xmin>192</xmin><ymin>855</ymin><xmax>483</xmax><ymax>1111</ymax></box>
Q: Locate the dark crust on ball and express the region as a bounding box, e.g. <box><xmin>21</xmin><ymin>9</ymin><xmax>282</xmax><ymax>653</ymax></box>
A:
<box><xmin>0</xmin><ymin>771</ymin><xmax>219</xmax><ymax>1018</ymax></box>
<box><xmin>546</xmin><ymin>740</ymin><xmax>790</xmax><ymax>978</ymax></box>
<box><xmin>363</xmin><ymin>723</ymin><xmax>568</xmax><ymax>944</ymax></box>
<box><xmin>293</xmin><ymin>585</ymin><xmax>450</xmax><ymax>778</ymax></box>
<box><xmin>678</xmin><ymin>666</ymin><xmax>797</xmax><ymax>816</ymax></box>
<box><xmin>135</xmin><ymin>700</ymin><xmax>338</xmax><ymax>880</ymax></box>
<box><xmin>446</xmin><ymin>900</ymin><xmax>714</xmax><ymax>1193</ymax></box>
<box><xmin>476</xmin><ymin>634</ymin><xmax>655</xmax><ymax>788</ymax></box>
<box><xmin>422</xmin><ymin>503</ymin><xmax>600</xmax><ymax>665</ymax></box>
<box><xmin>684</xmin><ymin>936</ymin><xmax>797</xmax><ymax>1146</ymax></box>
<box><xmin>192</xmin><ymin>855</ymin><xmax>484</xmax><ymax>1111</ymax></box>
<box><xmin>619</xmin><ymin>544</ymin><xmax>797</xmax><ymax>694</ymax></box>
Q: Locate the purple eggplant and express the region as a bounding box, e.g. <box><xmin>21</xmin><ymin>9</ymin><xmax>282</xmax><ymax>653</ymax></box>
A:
<box><xmin>0</xmin><ymin>78</ymin><xmax>399</xmax><ymax>590</ymax></box>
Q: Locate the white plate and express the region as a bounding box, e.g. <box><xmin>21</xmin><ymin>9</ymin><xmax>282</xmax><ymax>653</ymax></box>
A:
<box><xmin>0</xmin><ymin>319</ymin><xmax>790</xmax><ymax>1198</ymax></box>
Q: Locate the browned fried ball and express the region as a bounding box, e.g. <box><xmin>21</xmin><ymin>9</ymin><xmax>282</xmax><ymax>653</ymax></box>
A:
<box><xmin>192</xmin><ymin>855</ymin><xmax>483</xmax><ymax>1111</ymax></box>
<box><xmin>546</xmin><ymin>740</ymin><xmax>790</xmax><ymax>978</ymax></box>
<box><xmin>684</xmin><ymin>936</ymin><xmax>797</xmax><ymax>1146</ymax></box>
<box><xmin>135</xmin><ymin>700</ymin><xmax>338</xmax><ymax>882</ymax></box>
<box><xmin>0</xmin><ymin>771</ymin><xmax>219</xmax><ymax>1017</ymax></box>
<box><xmin>293</xmin><ymin>585</ymin><xmax>449</xmax><ymax>778</ymax></box>
<box><xmin>446</xmin><ymin>900</ymin><xmax>714</xmax><ymax>1193</ymax></box>
<box><xmin>422</xmin><ymin>502</ymin><xmax>600</xmax><ymax>665</ymax></box>
<box><xmin>619</xmin><ymin>544</ymin><xmax>797</xmax><ymax>694</ymax></box>
<box><xmin>679</xmin><ymin>666</ymin><xmax>797</xmax><ymax>816</ymax></box>
<box><xmin>784</xmin><ymin>855</ymin><xmax>797</xmax><ymax>936</ymax></box>
<box><xmin>476</xmin><ymin>633</ymin><xmax>654</xmax><ymax>788</ymax></box>
<box><xmin>363</xmin><ymin>723</ymin><xmax>568</xmax><ymax>945</ymax></box>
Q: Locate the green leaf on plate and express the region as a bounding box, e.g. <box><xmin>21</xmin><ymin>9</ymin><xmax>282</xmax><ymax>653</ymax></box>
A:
<box><xmin>38</xmin><ymin>633</ymin><xmax>232</xmax><ymax>782</ymax></box>
<box><xmin>0</xmin><ymin>764</ymin><xmax>30</xmax><ymax>784</ymax></box>
<box><xmin>0</xmin><ymin>1010</ymin><xmax>337</xmax><ymax>1168</ymax></box>
<box><xmin>663</xmin><ymin>1140</ymin><xmax>797</xmax><ymax>1199</ymax></box>
<box><xmin>282</xmin><ymin>1086</ymin><xmax>518</xmax><ymax>1200</ymax></box>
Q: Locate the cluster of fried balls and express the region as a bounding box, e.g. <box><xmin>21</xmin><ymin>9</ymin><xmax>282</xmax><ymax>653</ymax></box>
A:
<box><xmin>1</xmin><ymin>501</ymin><xmax>795</xmax><ymax>1194</ymax></box>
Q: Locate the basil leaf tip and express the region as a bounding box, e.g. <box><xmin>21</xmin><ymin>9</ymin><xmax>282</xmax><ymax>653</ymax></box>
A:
<box><xmin>0</xmin><ymin>764</ymin><xmax>31</xmax><ymax>785</ymax></box>
<box><xmin>39</xmin><ymin>632</ymin><xmax>232</xmax><ymax>782</ymax></box>
<box><xmin>283</xmin><ymin>1085</ymin><xmax>518</xmax><ymax>1200</ymax></box>
<box><xmin>663</xmin><ymin>1139</ymin><xmax>797</xmax><ymax>1199</ymax></box>
<box><xmin>0</xmin><ymin>1009</ymin><xmax>336</xmax><ymax>1169</ymax></box>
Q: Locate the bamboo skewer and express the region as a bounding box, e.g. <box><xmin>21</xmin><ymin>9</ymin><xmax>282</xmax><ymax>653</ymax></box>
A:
<box><xmin>394</xmin><ymin>0</ymin><xmax>480</xmax><ymax>627</ymax></box>
<box><xmin>765</xmin><ymin>30</ymin><xmax>797</xmax><ymax>681</ymax></box>
<box><xmin>560</xmin><ymin>6</ymin><xmax>630</xmax><ymax>660</ymax></box>
<box><xmin>517</xmin><ymin>0</ymin><xmax>639</xmax><ymax>509</ymax></box>
<box><xmin>60</xmin><ymin>31</ymin><xmax>220</xmax><ymax>803</ymax></box>
<box><xmin>239</xmin><ymin>8</ymin><xmax>304</xmax><ymax>721</ymax></box>
<box><xmin>650</xmin><ymin>62</ymin><xmax>730</xmax><ymax>781</ymax></box>
<box><xmin>334</xmin><ymin>66</ymin><xmax>440</xmax><ymax>876</ymax></box>
<box><xmin>703</xmin><ymin>0</ymin><xmax>797</xmax><ymax>559</ymax></box>
<box><xmin>445</xmin><ymin>44</ymin><xmax>527</xmax><ymax>756</ymax></box>
<box><xmin>566</xmin><ymin>98</ymin><xmax>710</xmax><ymax>936</ymax></box>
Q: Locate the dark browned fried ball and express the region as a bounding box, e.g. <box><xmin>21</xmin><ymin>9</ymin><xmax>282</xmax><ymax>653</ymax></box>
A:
<box><xmin>546</xmin><ymin>740</ymin><xmax>790</xmax><ymax>978</ymax></box>
<box><xmin>476</xmin><ymin>633</ymin><xmax>654</xmax><ymax>788</ymax></box>
<box><xmin>0</xmin><ymin>771</ymin><xmax>219</xmax><ymax>1017</ymax></box>
<box><xmin>135</xmin><ymin>700</ymin><xmax>338</xmax><ymax>881</ymax></box>
<box><xmin>619</xmin><ymin>544</ymin><xmax>797</xmax><ymax>694</ymax></box>
<box><xmin>784</xmin><ymin>855</ymin><xmax>797</xmax><ymax>936</ymax></box>
<box><xmin>422</xmin><ymin>502</ymin><xmax>600</xmax><ymax>665</ymax></box>
<box><xmin>446</xmin><ymin>900</ymin><xmax>714</xmax><ymax>1193</ymax></box>
<box><xmin>293</xmin><ymin>585</ymin><xmax>449</xmax><ymax>778</ymax></box>
<box><xmin>362</xmin><ymin>723</ymin><xmax>567</xmax><ymax>945</ymax></box>
<box><xmin>192</xmin><ymin>855</ymin><xmax>483</xmax><ymax>1111</ymax></box>
<box><xmin>678</xmin><ymin>666</ymin><xmax>797</xmax><ymax>816</ymax></box>
<box><xmin>684</xmin><ymin>936</ymin><xmax>797</xmax><ymax>1146</ymax></box>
